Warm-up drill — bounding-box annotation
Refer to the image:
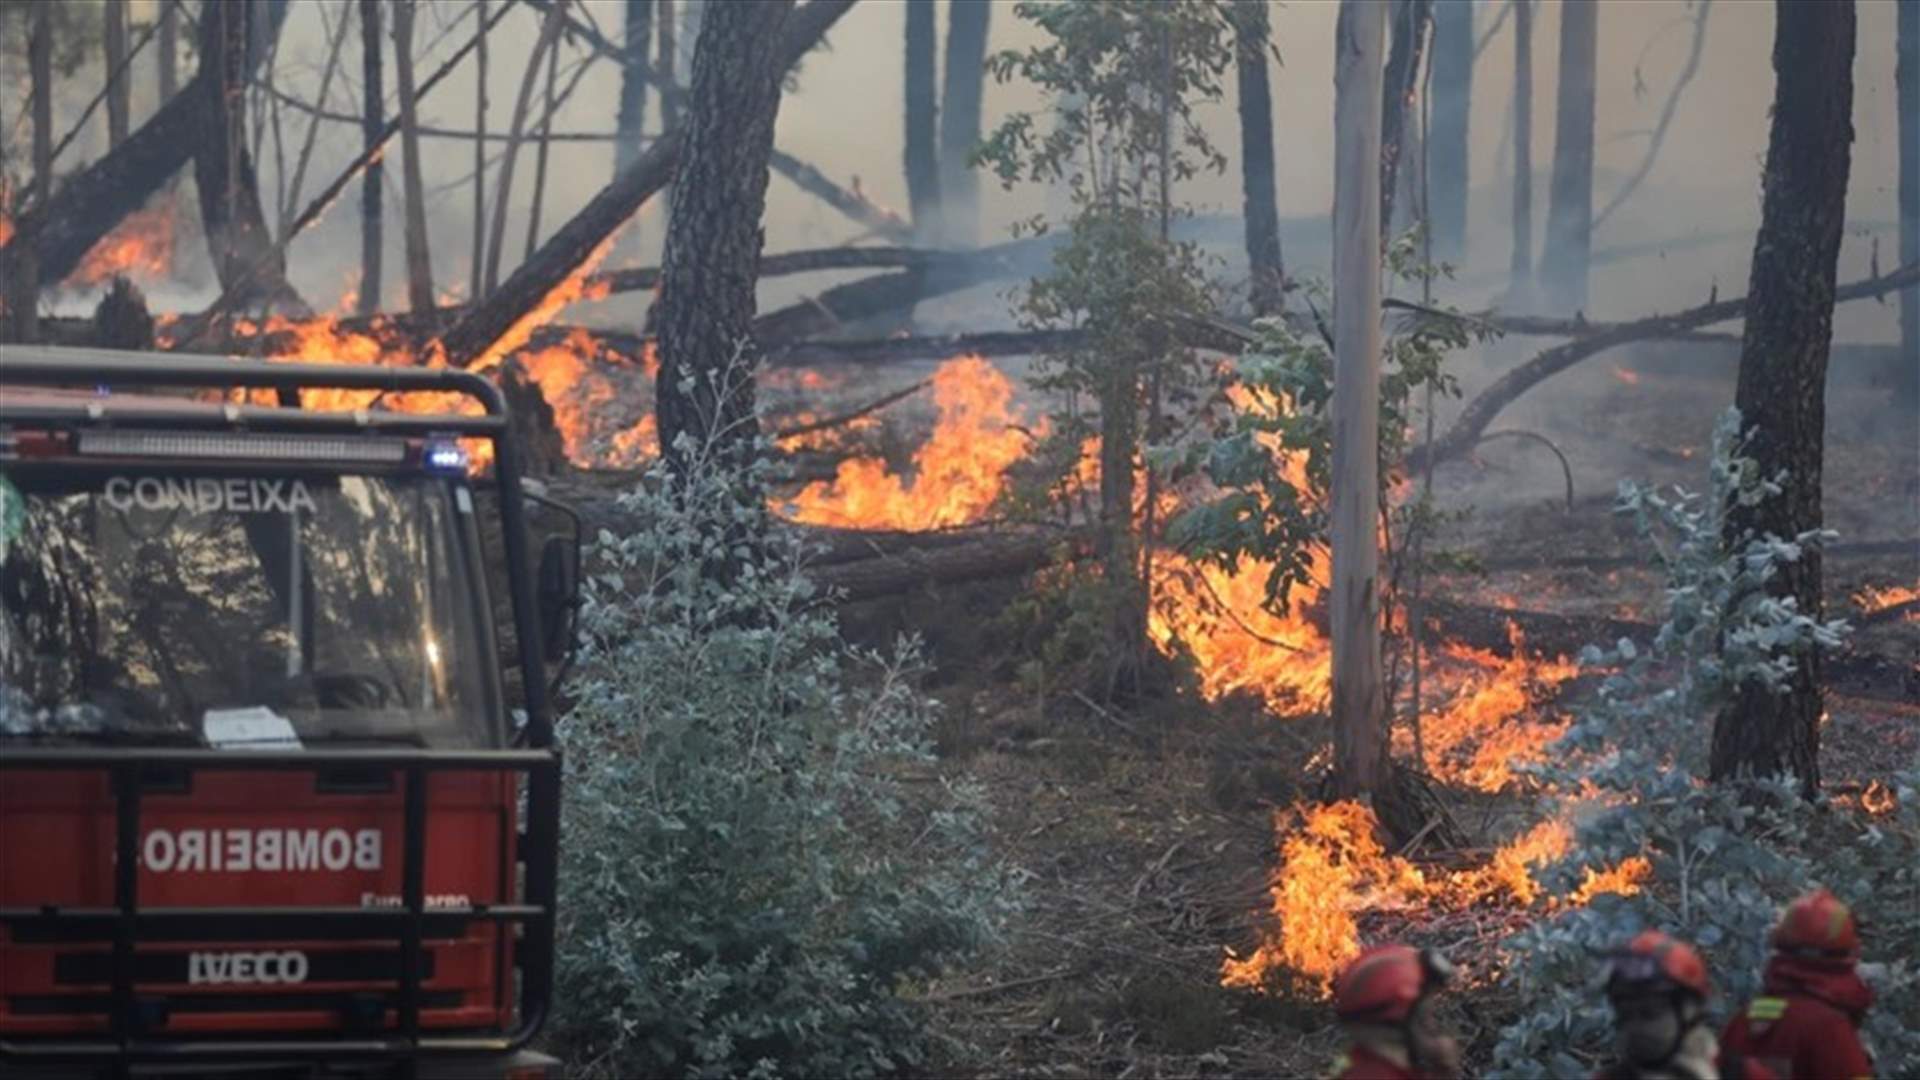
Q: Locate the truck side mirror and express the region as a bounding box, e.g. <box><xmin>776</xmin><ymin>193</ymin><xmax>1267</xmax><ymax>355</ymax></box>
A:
<box><xmin>536</xmin><ymin>534</ymin><xmax>580</xmax><ymax>665</ymax></box>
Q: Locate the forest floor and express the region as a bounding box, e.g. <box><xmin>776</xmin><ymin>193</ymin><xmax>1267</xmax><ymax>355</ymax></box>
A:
<box><xmin>895</xmin><ymin>353</ymin><xmax>1917</xmax><ymax>1078</ymax></box>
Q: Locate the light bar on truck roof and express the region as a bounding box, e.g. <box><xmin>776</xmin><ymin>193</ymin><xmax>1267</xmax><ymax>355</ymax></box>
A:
<box><xmin>76</xmin><ymin>429</ymin><xmax>409</xmax><ymax>464</ymax></box>
<box><xmin>424</xmin><ymin>440</ymin><xmax>470</xmax><ymax>472</ymax></box>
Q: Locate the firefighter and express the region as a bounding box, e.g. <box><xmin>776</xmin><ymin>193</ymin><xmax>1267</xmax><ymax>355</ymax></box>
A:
<box><xmin>1326</xmin><ymin>943</ymin><xmax>1463</xmax><ymax>1080</ymax></box>
<box><xmin>1719</xmin><ymin>888</ymin><xmax>1875</xmax><ymax>1079</ymax></box>
<box><xmin>1596</xmin><ymin>930</ymin><xmax>1773</xmax><ymax>1080</ymax></box>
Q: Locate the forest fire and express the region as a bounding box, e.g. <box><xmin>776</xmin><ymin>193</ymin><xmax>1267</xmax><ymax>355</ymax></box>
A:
<box><xmin>1414</xmin><ymin>625</ymin><xmax>1580</xmax><ymax>792</ymax></box>
<box><xmin>782</xmin><ymin>355</ymin><xmax>1035</xmax><ymax>529</ymax></box>
<box><xmin>66</xmin><ymin>204</ymin><xmax>174</xmax><ymax>287</ymax></box>
<box><xmin>1222</xmin><ymin>801</ymin><xmax>1649</xmax><ymax>995</ymax></box>
<box><xmin>1854</xmin><ymin>581</ymin><xmax>1920</xmax><ymax>618</ymax></box>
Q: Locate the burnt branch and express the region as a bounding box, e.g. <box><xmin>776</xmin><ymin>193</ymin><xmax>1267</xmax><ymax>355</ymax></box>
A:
<box><xmin>1405</xmin><ymin>262</ymin><xmax>1920</xmax><ymax>473</ymax></box>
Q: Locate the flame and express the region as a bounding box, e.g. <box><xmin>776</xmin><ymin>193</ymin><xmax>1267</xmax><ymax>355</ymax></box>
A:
<box><xmin>67</xmin><ymin>205</ymin><xmax>174</xmax><ymax>287</ymax></box>
<box><xmin>1854</xmin><ymin>582</ymin><xmax>1920</xmax><ymax>618</ymax></box>
<box><xmin>1222</xmin><ymin>801</ymin><xmax>1427</xmax><ymax>992</ymax></box>
<box><xmin>0</xmin><ymin>211</ymin><xmax>14</xmax><ymax>248</ymax></box>
<box><xmin>782</xmin><ymin>356</ymin><xmax>1034</xmax><ymax>530</ymax></box>
<box><xmin>470</xmin><ymin>233</ymin><xmax>617</xmax><ymax>374</ymax></box>
<box><xmin>1224</xmin><ymin>802</ymin><xmax>1650</xmax><ymax>996</ymax></box>
<box><xmin>1410</xmin><ymin>623</ymin><xmax>1579</xmax><ymax>792</ymax></box>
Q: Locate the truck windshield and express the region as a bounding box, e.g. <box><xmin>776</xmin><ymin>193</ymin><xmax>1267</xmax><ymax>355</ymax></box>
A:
<box><xmin>0</xmin><ymin>467</ymin><xmax>500</xmax><ymax>749</ymax></box>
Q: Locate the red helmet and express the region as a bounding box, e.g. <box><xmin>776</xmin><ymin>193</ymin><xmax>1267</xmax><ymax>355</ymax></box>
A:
<box><xmin>1333</xmin><ymin>944</ymin><xmax>1454</xmax><ymax>1024</ymax></box>
<box><xmin>1606</xmin><ymin>931</ymin><xmax>1711</xmax><ymax>1001</ymax></box>
<box><xmin>1771</xmin><ymin>888</ymin><xmax>1860</xmax><ymax>962</ymax></box>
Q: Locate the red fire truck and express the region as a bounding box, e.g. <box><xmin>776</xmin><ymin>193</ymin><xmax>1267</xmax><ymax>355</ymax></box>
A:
<box><xmin>0</xmin><ymin>349</ymin><xmax>573</xmax><ymax>1078</ymax></box>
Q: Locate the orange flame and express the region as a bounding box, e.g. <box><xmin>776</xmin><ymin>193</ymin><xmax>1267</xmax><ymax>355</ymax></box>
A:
<box><xmin>782</xmin><ymin>356</ymin><xmax>1034</xmax><ymax>530</ymax></box>
<box><xmin>1224</xmin><ymin>802</ymin><xmax>1649</xmax><ymax>996</ymax></box>
<box><xmin>1854</xmin><ymin>582</ymin><xmax>1920</xmax><ymax>618</ymax></box>
<box><xmin>470</xmin><ymin>232</ymin><xmax>617</xmax><ymax>374</ymax></box>
<box><xmin>67</xmin><ymin>205</ymin><xmax>174</xmax><ymax>287</ymax></box>
<box><xmin>1410</xmin><ymin>623</ymin><xmax>1579</xmax><ymax>791</ymax></box>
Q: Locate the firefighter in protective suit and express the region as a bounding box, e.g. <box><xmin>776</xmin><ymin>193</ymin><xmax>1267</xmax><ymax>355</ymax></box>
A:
<box><xmin>1595</xmin><ymin>931</ymin><xmax>1774</xmax><ymax>1080</ymax></box>
<box><xmin>1719</xmin><ymin>889</ymin><xmax>1875</xmax><ymax>1079</ymax></box>
<box><xmin>1326</xmin><ymin>944</ymin><xmax>1462</xmax><ymax>1079</ymax></box>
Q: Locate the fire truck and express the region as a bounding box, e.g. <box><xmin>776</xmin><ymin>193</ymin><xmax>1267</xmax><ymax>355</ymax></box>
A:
<box><xmin>0</xmin><ymin>349</ymin><xmax>574</xmax><ymax>1079</ymax></box>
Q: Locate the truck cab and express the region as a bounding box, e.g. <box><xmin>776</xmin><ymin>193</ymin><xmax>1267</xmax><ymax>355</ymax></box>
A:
<box><xmin>0</xmin><ymin>349</ymin><xmax>571</xmax><ymax>1079</ymax></box>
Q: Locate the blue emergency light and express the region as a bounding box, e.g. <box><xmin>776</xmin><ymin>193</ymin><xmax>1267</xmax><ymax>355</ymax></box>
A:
<box><xmin>424</xmin><ymin>441</ymin><xmax>469</xmax><ymax>472</ymax></box>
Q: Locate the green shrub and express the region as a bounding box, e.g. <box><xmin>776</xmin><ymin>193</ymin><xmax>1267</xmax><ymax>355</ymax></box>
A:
<box><xmin>547</xmin><ymin>414</ymin><xmax>1015</xmax><ymax>1079</ymax></box>
<box><xmin>1489</xmin><ymin>411</ymin><xmax>1920</xmax><ymax>1077</ymax></box>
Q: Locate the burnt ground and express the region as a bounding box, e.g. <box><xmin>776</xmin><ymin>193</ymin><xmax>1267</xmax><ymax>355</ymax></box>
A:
<box><xmin>882</xmin><ymin>350</ymin><xmax>1917</xmax><ymax>1078</ymax></box>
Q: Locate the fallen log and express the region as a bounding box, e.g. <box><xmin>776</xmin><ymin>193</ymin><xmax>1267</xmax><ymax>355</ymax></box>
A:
<box><xmin>768</xmin><ymin>148</ymin><xmax>914</xmax><ymax>241</ymax></box>
<box><xmin>588</xmin><ymin>242</ymin><xmax>1029</xmax><ymax>296</ymax></box>
<box><xmin>436</xmin><ymin>0</ymin><xmax>858</xmax><ymax>369</ymax></box>
<box><xmin>1406</xmin><ymin>262</ymin><xmax>1920</xmax><ymax>473</ymax></box>
<box><xmin>813</xmin><ymin>531</ymin><xmax>1077</xmax><ymax>602</ymax></box>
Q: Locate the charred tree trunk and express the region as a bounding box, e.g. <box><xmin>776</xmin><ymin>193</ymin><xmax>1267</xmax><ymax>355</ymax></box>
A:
<box><xmin>195</xmin><ymin>0</ymin><xmax>303</xmax><ymax>314</ymax></box>
<box><xmin>1510</xmin><ymin>0</ymin><xmax>1534</xmax><ymax>288</ymax></box>
<box><xmin>471</xmin><ymin>0</ymin><xmax>489</xmax><ymax>303</ymax></box>
<box><xmin>5</xmin><ymin>1</ymin><xmax>52</xmax><ymax>340</ymax></box>
<box><xmin>656</xmin><ymin>0</ymin><xmax>679</xmax><ymax>225</ymax></box>
<box><xmin>1429</xmin><ymin>0</ymin><xmax>1472</xmax><ymax>263</ymax></box>
<box><xmin>157</xmin><ymin>0</ymin><xmax>179</xmax><ymax>102</ymax></box>
<box><xmin>1235</xmin><ymin>0</ymin><xmax>1285</xmax><ymax>316</ymax></box>
<box><xmin>1542</xmin><ymin>0</ymin><xmax>1597</xmax><ymax>310</ymax></box>
<box><xmin>1379</xmin><ymin>0</ymin><xmax>1431</xmax><ymax>240</ymax></box>
<box><xmin>1709</xmin><ymin>0</ymin><xmax>1856</xmax><ymax>798</ymax></box>
<box><xmin>1331</xmin><ymin>0</ymin><xmax>1389</xmax><ymax>800</ymax></box>
<box><xmin>1898</xmin><ymin>0</ymin><xmax>1918</xmax><ymax>396</ymax></box>
<box><xmin>904</xmin><ymin>0</ymin><xmax>942</xmax><ymax>244</ymax></box>
<box><xmin>105</xmin><ymin>0</ymin><xmax>131</xmax><ymax>146</ymax></box>
<box><xmin>654</xmin><ymin>0</ymin><xmax>795</xmax><ymax>487</ymax></box>
<box><xmin>359</xmin><ymin>0</ymin><xmax>385</xmax><ymax>315</ymax></box>
<box><xmin>483</xmin><ymin>0</ymin><xmax>568</xmax><ymax>296</ymax></box>
<box><xmin>437</xmin><ymin>0</ymin><xmax>855</xmax><ymax>370</ymax></box>
<box><xmin>617</xmin><ymin>0</ymin><xmax>654</xmax><ymax>176</ymax></box>
<box><xmin>938</xmin><ymin>0</ymin><xmax>990</xmax><ymax>247</ymax></box>
<box><xmin>392</xmin><ymin>0</ymin><xmax>436</xmax><ymax>313</ymax></box>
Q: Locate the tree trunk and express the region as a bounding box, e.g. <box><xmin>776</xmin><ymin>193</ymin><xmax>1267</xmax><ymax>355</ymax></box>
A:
<box><xmin>392</xmin><ymin>0</ymin><xmax>436</xmax><ymax>313</ymax></box>
<box><xmin>524</xmin><ymin>25</ymin><xmax>563</xmax><ymax>259</ymax></box>
<box><xmin>1709</xmin><ymin>0</ymin><xmax>1856</xmax><ymax>798</ymax></box>
<box><xmin>1379</xmin><ymin>0</ymin><xmax>1431</xmax><ymax>241</ymax></box>
<box><xmin>5</xmin><ymin>1</ymin><xmax>52</xmax><ymax>341</ymax></box>
<box><xmin>359</xmin><ymin>0</ymin><xmax>385</xmax><ymax>315</ymax></box>
<box><xmin>195</xmin><ymin>0</ymin><xmax>303</xmax><ymax>314</ymax></box>
<box><xmin>1898</xmin><ymin>0</ymin><xmax>1918</xmax><ymax>396</ymax></box>
<box><xmin>105</xmin><ymin>0</ymin><xmax>130</xmax><ymax>146</ymax></box>
<box><xmin>471</xmin><ymin>0</ymin><xmax>489</xmax><ymax>303</ymax></box>
<box><xmin>1542</xmin><ymin>0</ymin><xmax>1597</xmax><ymax>311</ymax></box>
<box><xmin>157</xmin><ymin>0</ymin><xmax>179</xmax><ymax>102</ymax></box>
<box><xmin>1331</xmin><ymin>0</ymin><xmax>1389</xmax><ymax>800</ymax></box>
<box><xmin>437</xmin><ymin>0</ymin><xmax>856</xmax><ymax>370</ymax></box>
<box><xmin>483</xmin><ymin>0</ymin><xmax>568</xmax><ymax>296</ymax></box>
<box><xmin>657</xmin><ymin>0</ymin><xmax>679</xmax><ymax>225</ymax></box>
<box><xmin>654</xmin><ymin>0</ymin><xmax>795</xmax><ymax>497</ymax></box>
<box><xmin>1429</xmin><ymin>0</ymin><xmax>1472</xmax><ymax>263</ymax></box>
<box><xmin>1510</xmin><ymin>0</ymin><xmax>1534</xmax><ymax>287</ymax></box>
<box><xmin>904</xmin><ymin>0</ymin><xmax>941</xmax><ymax>243</ymax></box>
<box><xmin>1235</xmin><ymin>0</ymin><xmax>1285</xmax><ymax>316</ymax></box>
<box><xmin>617</xmin><ymin>0</ymin><xmax>654</xmax><ymax>176</ymax></box>
<box><xmin>938</xmin><ymin>0</ymin><xmax>990</xmax><ymax>247</ymax></box>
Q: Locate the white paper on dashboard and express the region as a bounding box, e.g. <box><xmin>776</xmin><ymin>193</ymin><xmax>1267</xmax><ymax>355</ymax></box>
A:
<box><xmin>203</xmin><ymin>706</ymin><xmax>302</xmax><ymax>750</ymax></box>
